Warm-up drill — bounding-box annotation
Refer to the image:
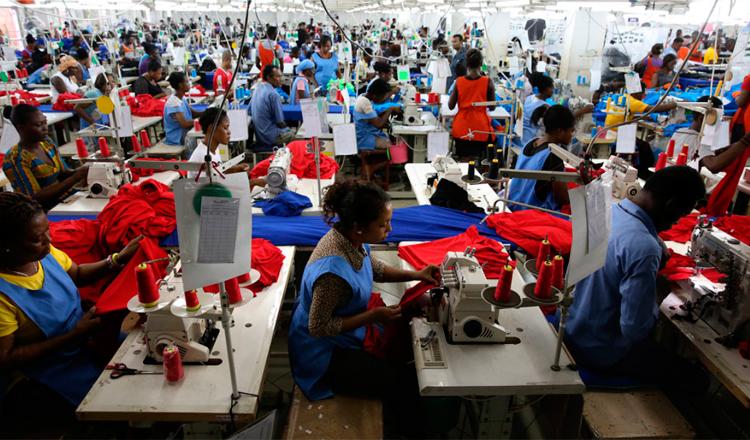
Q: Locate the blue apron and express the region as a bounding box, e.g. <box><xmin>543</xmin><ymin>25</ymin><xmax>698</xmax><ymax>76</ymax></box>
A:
<box><xmin>312</xmin><ymin>52</ymin><xmax>339</xmax><ymax>94</ymax></box>
<box><xmin>0</xmin><ymin>253</ymin><xmax>100</xmax><ymax>405</ymax></box>
<box><xmin>163</xmin><ymin>98</ymin><xmax>193</xmax><ymax>145</ymax></box>
<box><xmin>508</xmin><ymin>140</ymin><xmax>560</xmax><ymax>213</ymax></box>
<box><xmin>290</xmin><ymin>76</ymin><xmax>310</xmax><ymax>105</ymax></box>
<box><xmin>288</xmin><ymin>247</ymin><xmax>373</xmax><ymax>401</ymax></box>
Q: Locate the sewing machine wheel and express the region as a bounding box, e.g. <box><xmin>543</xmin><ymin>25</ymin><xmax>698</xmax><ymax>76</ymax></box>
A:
<box><xmin>90</xmin><ymin>183</ymin><xmax>104</xmax><ymax>195</ymax></box>
<box><xmin>626</xmin><ymin>185</ymin><xmax>639</xmax><ymax>198</ymax></box>
<box><xmin>480</xmin><ymin>286</ymin><xmax>522</xmax><ymax>308</ymax></box>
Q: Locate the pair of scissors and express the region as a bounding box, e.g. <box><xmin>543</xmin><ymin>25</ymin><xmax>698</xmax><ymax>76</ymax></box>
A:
<box><xmin>106</xmin><ymin>363</ymin><xmax>162</xmax><ymax>379</ymax></box>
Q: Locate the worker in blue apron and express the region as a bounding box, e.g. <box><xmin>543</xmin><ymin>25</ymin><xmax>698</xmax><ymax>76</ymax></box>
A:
<box><xmin>508</xmin><ymin>104</ymin><xmax>576</xmax><ymax>213</ymax></box>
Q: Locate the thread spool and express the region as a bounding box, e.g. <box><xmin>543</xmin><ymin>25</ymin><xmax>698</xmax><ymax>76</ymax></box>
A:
<box><xmin>534</xmin><ymin>259</ymin><xmax>554</xmax><ymax>299</ymax></box>
<box><xmin>536</xmin><ymin>238</ymin><xmax>551</xmax><ymax>271</ymax></box>
<box><xmin>136</xmin><ymin>263</ymin><xmax>160</xmax><ymax>307</ymax></box>
<box><xmin>194</xmin><ymin>119</ymin><xmax>201</xmax><ymax>132</ymax></box>
<box><xmin>489</xmin><ymin>158</ymin><xmax>499</xmax><ymax>179</ymax></box>
<box><xmin>163</xmin><ymin>345</ymin><xmax>184</xmax><ymax>383</ymax></box>
<box><xmin>493</xmin><ymin>263</ymin><xmax>514</xmax><ymax>302</ymax></box>
<box><xmin>225</xmin><ymin>277</ymin><xmax>243</xmax><ymax>304</ymax></box>
<box><xmin>414</xmin><ymin>92</ymin><xmax>420</xmax><ymax>103</ymax></box>
<box><xmin>495</xmin><ymin>148</ymin><xmax>503</xmax><ymax>160</ymax></box>
<box><xmin>97</xmin><ymin>137</ymin><xmax>110</xmax><ymax>157</ymax></box>
<box><xmin>10</xmin><ymin>95</ymin><xmax>17</xmax><ymax>106</ymax></box>
<box><xmin>184</xmin><ymin>289</ymin><xmax>200</xmax><ymax>312</ymax></box>
<box><xmin>666</xmin><ymin>139</ymin><xmax>676</xmax><ymax>157</ymax></box>
<box><xmin>680</xmin><ymin>143</ymin><xmax>689</xmax><ymax>158</ymax></box>
<box><xmin>676</xmin><ymin>153</ymin><xmax>688</xmax><ymax>166</ymax></box>
<box><xmin>486</xmin><ymin>143</ymin><xmax>494</xmax><ymax>161</ymax></box>
<box><xmin>655</xmin><ymin>152</ymin><xmax>667</xmax><ymax>170</ymax></box>
<box><xmin>551</xmin><ymin>255</ymin><xmax>564</xmax><ymax>289</ymax></box>
<box><xmin>131</xmin><ymin>134</ymin><xmax>141</xmax><ymax>153</ymax></box>
<box><xmin>467</xmin><ymin>161</ymin><xmax>476</xmax><ymax>179</ymax></box>
<box><xmin>75</xmin><ymin>138</ymin><xmax>89</xmax><ymax>158</ymax></box>
<box><xmin>139</xmin><ymin>129</ymin><xmax>151</xmax><ymax>148</ymax></box>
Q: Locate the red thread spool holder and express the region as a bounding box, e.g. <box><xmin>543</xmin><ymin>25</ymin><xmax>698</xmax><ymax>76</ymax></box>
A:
<box><xmin>75</xmin><ymin>138</ymin><xmax>89</xmax><ymax>158</ymax></box>
<box><xmin>225</xmin><ymin>277</ymin><xmax>243</xmax><ymax>304</ymax></box>
<box><xmin>536</xmin><ymin>239</ymin><xmax>551</xmax><ymax>271</ymax></box>
<box><xmin>97</xmin><ymin>137</ymin><xmax>111</xmax><ymax>158</ymax></box>
<box><xmin>184</xmin><ymin>290</ymin><xmax>200</xmax><ymax>312</ymax></box>
<box><xmin>655</xmin><ymin>152</ymin><xmax>667</xmax><ymax>170</ymax></box>
<box><xmin>534</xmin><ymin>260</ymin><xmax>554</xmax><ymax>300</ymax></box>
<box><xmin>666</xmin><ymin>139</ymin><xmax>676</xmax><ymax>157</ymax></box>
<box><xmin>139</xmin><ymin>129</ymin><xmax>151</xmax><ymax>148</ymax></box>
<box><xmin>136</xmin><ymin>263</ymin><xmax>160</xmax><ymax>307</ymax></box>
<box><xmin>131</xmin><ymin>134</ymin><xmax>141</xmax><ymax>153</ymax></box>
<box><xmin>163</xmin><ymin>345</ymin><xmax>184</xmax><ymax>383</ymax></box>
<box><xmin>676</xmin><ymin>153</ymin><xmax>688</xmax><ymax>166</ymax></box>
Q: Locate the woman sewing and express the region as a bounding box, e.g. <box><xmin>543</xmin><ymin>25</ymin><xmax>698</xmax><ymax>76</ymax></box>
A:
<box><xmin>290</xmin><ymin>59</ymin><xmax>316</xmax><ymax>105</ymax></box>
<box><xmin>2</xmin><ymin>105</ymin><xmax>89</xmax><ymax>210</ymax></box>
<box><xmin>75</xmin><ymin>73</ymin><xmax>114</xmax><ymax>132</ymax></box>
<box><xmin>288</xmin><ymin>180</ymin><xmax>437</xmax><ymax>428</ymax></box>
<box><xmin>0</xmin><ymin>192</ymin><xmax>142</xmax><ymax>433</ymax></box>
<box><xmin>312</xmin><ymin>35</ymin><xmax>339</xmax><ymax>95</ymax></box>
<box><xmin>50</xmin><ymin>55</ymin><xmax>80</xmax><ymax>106</ymax></box>
<box><xmin>448</xmin><ymin>49</ymin><xmax>496</xmax><ymax>161</ymax></box>
<box><xmin>353</xmin><ymin>78</ymin><xmax>402</xmax><ymax>151</ymax></box>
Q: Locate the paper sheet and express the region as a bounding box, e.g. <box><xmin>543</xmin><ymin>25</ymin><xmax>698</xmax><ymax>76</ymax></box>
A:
<box><xmin>625</xmin><ymin>72</ymin><xmax>642</xmax><ymax>94</ymax></box>
<box><xmin>431</xmin><ymin>76</ymin><xmax>447</xmax><ymax>95</ymax></box>
<box><xmin>332</xmin><ymin>123</ymin><xmax>357</xmax><ymax>156</ymax></box>
<box><xmin>283</xmin><ymin>63</ymin><xmax>294</xmax><ymax>75</ymax></box>
<box><xmin>300</xmin><ymin>98</ymin><xmax>328</xmax><ymax>137</ymax></box>
<box><xmin>589</xmin><ymin>69</ymin><xmax>602</xmax><ymax>92</ymax></box>
<box><xmin>427</xmin><ymin>131</ymin><xmax>450</xmax><ymax>160</ymax></box>
<box><xmin>0</xmin><ymin>119</ymin><xmax>19</xmax><ymax>154</ymax></box>
<box><xmin>585</xmin><ymin>180</ymin><xmax>611</xmax><ymax>254</ymax></box>
<box><xmin>115</xmin><ymin>105</ymin><xmax>134</xmax><ymax>137</ymax></box>
<box><xmin>615</xmin><ymin>123</ymin><xmax>637</xmax><ymax>154</ymax></box>
<box><xmin>711</xmin><ymin>120</ymin><xmax>731</xmax><ymax>151</ymax></box>
<box><xmin>198</xmin><ymin>197</ymin><xmax>240</xmax><ymax>264</ymax></box>
<box><xmin>88</xmin><ymin>65</ymin><xmax>106</xmax><ymax>83</ymax></box>
<box><xmin>227</xmin><ymin>108</ymin><xmax>249</xmax><ymax>141</ymax></box>
<box><xmin>566</xmin><ymin>182</ymin><xmax>611</xmax><ymax>286</ymax></box>
<box><xmin>536</xmin><ymin>61</ymin><xmax>547</xmax><ymax>73</ymax></box>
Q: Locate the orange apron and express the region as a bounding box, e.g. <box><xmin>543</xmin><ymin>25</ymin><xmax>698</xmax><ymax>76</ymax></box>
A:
<box><xmin>451</xmin><ymin>76</ymin><xmax>493</xmax><ymax>142</ymax></box>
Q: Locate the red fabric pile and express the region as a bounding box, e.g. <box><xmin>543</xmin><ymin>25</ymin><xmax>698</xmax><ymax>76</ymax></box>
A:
<box><xmin>659</xmin><ymin>213</ymin><xmax>750</xmax><ymax>245</ymax></box>
<box><xmin>186</xmin><ymin>84</ymin><xmax>208</xmax><ymax>97</ymax></box>
<box><xmin>0</xmin><ymin>90</ymin><xmax>44</xmax><ymax>106</ymax></box>
<box><xmin>249</xmin><ymin>140</ymin><xmax>339</xmax><ymax>180</ymax></box>
<box><xmin>659</xmin><ymin>249</ymin><xmax>725</xmax><ymax>283</ymax></box>
<box><xmin>202</xmin><ymin>238</ymin><xmax>286</xmax><ymax>294</ymax></box>
<box><xmin>126</xmin><ymin>94</ymin><xmax>167</xmax><ymax>117</ymax></box>
<box><xmin>49</xmin><ymin>179</ymin><xmax>176</xmax><ymax>313</ymax></box>
<box><xmin>52</xmin><ymin>92</ymin><xmax>82</xmax><ymax>111</ymax></box>
<box><xmin>127</xmin><ymin>158</ymin><xmax>187</xmax><ymax>182</ymax></box>
<box><xmin>486</xmin><ymin>210</ymin><xmax>572</xmax><ymax>257</ymax></box>
<box><xmin>398</xmin><ymin>226</ymin><xmax>509</xmax><ymax>279</ymax></box>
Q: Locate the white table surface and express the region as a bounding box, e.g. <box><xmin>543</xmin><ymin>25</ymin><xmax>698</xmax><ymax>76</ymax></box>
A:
<box><xmin>380</xmin><ymin>244</ymin><xmax>584</xmax><ymax>397</ymax></box>
<box><xmin>48</xmin><ymin>171</ymin><xmax>181</xmax><ymax>216</ymax></box>
<box><xmin>439</xmin><ymin>95</ymin><xmax>510</xmax><ymax>119</ymax></box>
<box><xmin>77</xmin><ymin>116</ymin><xmax>162</xmax><ymax>138</ymax></box>
<box><xmin>44</xmin><ymin>112</ymin><xmax>74</xmax><ymax>126</ymax></box>
<box><xmin>251</xmin><ymin>178</ymin><xmax>332</xmax><ymax>216</ymax></box>
<box><xmin>77</xmin><ymin>246</ymin><xmax>296</xmax><ymax>423</ymax></box>
<box><xmin>391</xmin><ymin>123</ymin><xmax>440</xmax><ymax>135</ymax></box>
<box><xmin>405</xmin><ymin>163</ymin><xmax>503</xmax><ymax>213</ymax></box>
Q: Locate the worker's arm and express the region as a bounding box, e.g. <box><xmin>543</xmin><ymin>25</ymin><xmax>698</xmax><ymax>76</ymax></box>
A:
<box><xmin>24</xmin><ymin>165</ymin><xmax>88</xmax><ymax>208</ymax></box>
<box><xmin>378</xmin><ymin>263</ymin><xmax>439</xmax><ymax>284</ymax></box>
<box><xmin>74</xmin><ymin>103</ymin><xmax>96</xmax><ymax>125</ymax></box>
<box><xmin>152</xmin><ymin>90</ymin><xmax>167</xmax><ymax>99</ymax></box>
<box><xmin>366</xmin><ymin>106</ymin><xmax>399</xmax><ymax>129</ymax></box>
<box><xmin>171</xmin><ymin>110</ymin><xmax>194</xmax><ymax>129</ymax></box>
<box><xmin>273</xmin><ymin>94</ymin><xmax>287</xmax><ymax>129</ymax></box>
<box><xmin>486</xmin><ymin>78</ymin><xmax>496</xmax><ymax>111</ymax></box>
<box><xmin>50</xmin><ymin>76</ymin><xmax>69</xmax><ymax>95</ymax></box>
<box><xmin>0</xmin><ymin>307</ymin><xmax>101</xmax><ymax>368</ymax></box>
<box><xmin>552</xmin><ymin>181</ymin><xmax>570</xmax><ymax>207</ymax></box>
<box><xmin>736</xmin><ymin>89</ymin><xmax>750</xmax><ymax>109</ymax></box>
<box><xmin>619</xmin><ymin>254</ymin><xmax>661</xmax><ymax>346</ymax></box>
<box><xmin>66</xmin><ymin>235</ymin><xmax>143</xmax><ymax>286</ymax></box>
<box><xmin>646</xmin><ymin>101</ymin><xmax>677</xmax><ymax>113</ymax></box>
<box><xmin>295</xmin><ymin>88</ymin><xmax>307</xmax><ymax>102</ymax></box>
<box><xmin>448</xmin><ymin>82</ymin><xmax>458</xmax><ymax>110</ymax></box>
<box><xmin>700</xmin><ymin>131</ymin><xmax>750</xmax><ymax>173</ymax></box>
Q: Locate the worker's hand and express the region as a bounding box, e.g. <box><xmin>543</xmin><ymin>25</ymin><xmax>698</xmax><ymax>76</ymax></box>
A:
<box><xmin>117</xmin><ymin>235</ymin><xmax>144</xmax><ymax>266</ymax></box>
<box><xmin>370</xmin><ymin>305</ymin><xmax>402</xmax><ymax>323</ymax></box>
<box><xmin>227</xmin><ymin>163</ymin><xmax>250</xmax><ymax>174</ymax></box>
<box><xmin>74</xmin><ymin>307</ymin><xmax>102</xmax><ymax>336</ymax></box>
<box><xmin>74</xmin><ymin>164</ymin><xmax>90</xmax><ymax>182</ymax></box>
<box><xmin>249</xmin><ymin>177</ymin><xmax>267</xmax><ymax>188</ymax></box>
<box><xmin>414</xmin><ymin>264</ymin><xmax>440</xmax><ymax>285</ymax></box>
<box><xmin>581</xmin><ymin>104</ymin><xmax>595</xmax><ymax>114</ymax></box>
<box><xmin>389</xmin><ymin>106</ymin><xmax>403</xmax><ymax>115</ymax></box>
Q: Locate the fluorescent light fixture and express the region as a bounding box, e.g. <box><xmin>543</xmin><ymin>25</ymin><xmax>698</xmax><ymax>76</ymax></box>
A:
<box><xmin>495</xmin><ymin>0</ymin><xmax>529</xmax><ymax>5</ymax></box>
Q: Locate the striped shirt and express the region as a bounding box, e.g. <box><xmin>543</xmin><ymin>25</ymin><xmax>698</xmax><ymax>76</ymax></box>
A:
<box><xmin>3</xmin><ymin>140</ymin><xmax>71</xmax><ymax>198</ymax></box>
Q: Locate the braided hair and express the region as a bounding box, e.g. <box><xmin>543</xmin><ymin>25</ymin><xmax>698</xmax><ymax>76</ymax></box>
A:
<box><xmin>0</xmin><ymin>192</ymin><xmax>44</xmax><ymax>266</ymax></box>
<box><xmin>322</xmin><ymin>179</ymin><xmax>390</xmax><ymax>233</ymax></box>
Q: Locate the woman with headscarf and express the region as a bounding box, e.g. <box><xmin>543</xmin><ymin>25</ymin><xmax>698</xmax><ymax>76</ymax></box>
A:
<box><xmin>49</xmin><ymin>55</ymin><xmax>79</xmax><ymax>105</ymax></box>
<box><xmin>290</xmin><ymin>59</ymin><xmax>316</xmax><ymax>105</ymax></box>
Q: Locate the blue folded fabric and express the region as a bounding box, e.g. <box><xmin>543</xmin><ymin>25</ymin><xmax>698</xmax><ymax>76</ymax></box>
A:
<box><xmin>254</xmin><ymin>191</ymin><xmax>312</xmax><ymax>217</ymax></box>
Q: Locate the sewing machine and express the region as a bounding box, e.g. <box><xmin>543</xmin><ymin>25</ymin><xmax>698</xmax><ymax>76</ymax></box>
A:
<box><xmin>400</xmin><ymin>83</ymin><xmax>424</xmax><ymax>126</ymax></box>
<box><xmin>87</xmin><ymin>161</ymin><xmax>129</xmax><ymax>198</ymax></box>
<box><xmin>689</xmin><ymin>219</ymin><xmax>750</xmax><ymax>344</ymax></box>
<box><xmin>431</xmin><ymin>155</ymin><xmax>465</xmax><ymax>189</ymax></box>
<box><xmin>144</xmin><ymin>310</ymin><xmax>216</xmax><ymax>362</ymax></box>
<box><xmin>266</xmin><ymin>146</ymin><xmax>293</xmax><ymax>195</ymax></box>
<box><xmin>604</xmin><ymin>156</ymin><xmax>640</xmax><ymax>200</ymax></box>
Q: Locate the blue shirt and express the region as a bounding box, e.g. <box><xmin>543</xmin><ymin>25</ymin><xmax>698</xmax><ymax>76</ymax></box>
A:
<box><xmin>313</xmin><ymin>52</ymin><xmax>339</xmax><ymax>94</ymax></box>
<box><xmin>163</xmin><ymin>95</ymin><xmax>193</xmax><ymax>145</ymax></box>
<box><xmin>80</xmin><ymin>88</ymin><xmax>107</xmax><ymax>129</ymax></box>
<box><xmin>522</xmin><ymin>94</ymin><xmax>547</xmax><ymax>146</ymax></box>
<box><xmin>353</xmin><ymin>95</ymin><xmax>387</xmax><ymax>151</ymax></box>
<box><xmin>251</xmin><ymin>82</ymin><xmax>285</xmax><ymax>147</ymax></box>
<box><xmin>138</xmin><ymin>54</ymin><xmax>150</xmax><ymax>76</ymax></box>
<box><xmin>564</xmin><ymin>199</ymin><xmax>662</xmax><ymax>368</ymax></box>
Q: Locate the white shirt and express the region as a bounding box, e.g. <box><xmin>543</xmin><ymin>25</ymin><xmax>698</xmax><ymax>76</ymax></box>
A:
<box><xmin>354</xmin><ymin>95</ymin><xmax>374</xmax><ymax>115</ymax></box>
<box><xmin>50</xmin><ymin>72</ymin><xmax>78</xmax><ymax>103</ymax></box>
<box><xmin>188</xmin><ymin>141</ymin><xmax>222</xmax><ymax>178</ymax></box>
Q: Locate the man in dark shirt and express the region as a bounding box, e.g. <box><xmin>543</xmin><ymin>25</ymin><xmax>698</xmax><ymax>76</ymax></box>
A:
<box><xmin>132</xmin><ymin>59</ymin><xmax>166</xmax><ymax>98</ymax></box>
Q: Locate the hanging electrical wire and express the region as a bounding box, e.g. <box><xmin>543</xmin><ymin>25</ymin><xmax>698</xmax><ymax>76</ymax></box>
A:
<box><xmin>585</xmin><ymin>0</ymin><xmax>721</xmax><ymax>156</ymax></box>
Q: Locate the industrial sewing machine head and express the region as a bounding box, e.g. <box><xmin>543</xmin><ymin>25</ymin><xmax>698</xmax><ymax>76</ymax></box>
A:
<box><xmin>87</xmin><ymin>160</ymin><xmax>129</xmax><ymax>198</ymax></box>
<box><xmin>266</xmin><ymin>146</ymin><xmax>293</xmax><ymax>196</ymax></box>
<box><xmin>431</xmin><ymin>155</ymin><xmax>466</xmax><ymax>189</ymax></box>
<box><xmin>604</xmin><ymin>156</ymin><xmax>640</xmax><ymax>200</ymax></box>
<box><xmin>432</xmin><ymin>249</ymin><xmax>509</xmax><ymax>343</ymax></box>
<box><xmin>400</xmin><ymin>83</ymin><xmax>424</xmax><ymax>126</ymax></box>
<box><xmin>689</xmin><ymin>217</ymin><xmax>750</xmax><ymax>345</ymax></box>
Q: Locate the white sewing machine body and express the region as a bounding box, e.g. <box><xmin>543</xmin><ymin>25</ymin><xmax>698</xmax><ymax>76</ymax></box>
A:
<box><xmin>266</xmin><ymin>146</ymin><xmax>293</xmax><ymax>196</ymax></box>
<box><xmin>605</xmin><ymin>156</ymin><xmax>640</xmax><ymax>200</ymax></box>
<box><xmin>690</xmin><ymin>220</ymin><xmax>750</xmax><ymax>343</ymax></box>
<box><xmin>432</xmin><ymin>156</ymin><xmax>466</xmax><ymax>189</ymax></box>
<box><xmin>87</xmin><ymin>161</ymin><xmax>128</xmax><ymax>198</ymax></box>
<box><xmin>144</xmin><ymin>311</ymin><xmax>215</xmax><ymax>362</ymax></box>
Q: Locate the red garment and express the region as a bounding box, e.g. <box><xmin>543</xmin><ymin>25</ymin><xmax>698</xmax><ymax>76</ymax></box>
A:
<box><xmin>50</xmin><ymin>219</ymin><xmax>105</xmax><ymax>303</ymax></box>
<box><xmin>0</xmin><ymin>90</ymin><xmax>43</xmax><ymax>106</ymax></box>
<box><xmin>97</xmin><ymin>179</ymin><xmax>176</xmax><ymax>252</ymax></box>
<box><xmin>202</xmin><ymin>238</ymin><xmax>285</xmax><ymax>294</ymax></box>
<box><xmin>186</xmin><ymin>84</ymin><xmax>208</xmax><ymax>97</ymax></box>
<box><xmin>659</xmin><ymin>249</ymin><xmax>725</xmax><ymax>283</ymax></box>
<box><xmin>364</xmin><ymin>282</ymin><xmax>434</xmax><ymax>361</ymax></box>
<box><xmin>486</xmin><ymin>210</ymin><xmax>572</xmax><ymax>257</ymax></box>
<box><xmin>398</xmin><ymin>226</ymin><xmax>509</xmax><ymax>279</ymax></box>
<box><xmin>95</xmin><ymin>238</ymin><xmax>169</xmax><ymax>313</ymax></box>
<box><xmin>739</xmin><ymin>341</ymin><xmax>750</xmax><ymax>360</ymax></box>
<box><xmin>52</xmin><ymin>92</ymin><xmax>82</xmax><ymax>111</ymax></box>
<box><xmin>249</xmin><ymin>139</ymin><xmax>339</xmax><ymax>180</ymax></box>
<box><xmin>659</xmin><ymin>213</ymin><xmax>750</xmax><ymax>246</ymax></box>
<box><xmin>126</xmin><ymin>94</ymin><xmax>167</xmax><ymax>117</ymax></box>
<box><xmin>213</xmin><ymin>67</ymin><xmax>232</xmax><ymax>91</ymax></box>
